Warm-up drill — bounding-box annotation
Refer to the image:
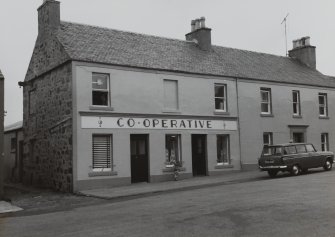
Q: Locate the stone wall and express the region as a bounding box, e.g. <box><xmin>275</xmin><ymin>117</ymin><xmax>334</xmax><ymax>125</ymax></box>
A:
<box><xmin>22</xmin><ymin>62</ymin><xmax>73</xmax><ymax>192</ymax></box>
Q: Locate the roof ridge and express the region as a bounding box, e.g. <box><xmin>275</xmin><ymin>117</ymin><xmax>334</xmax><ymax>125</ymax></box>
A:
<box><xmin>61</xmin><ymin>21</ymin><xmax>196</xmax><ymax>44</ymax></box>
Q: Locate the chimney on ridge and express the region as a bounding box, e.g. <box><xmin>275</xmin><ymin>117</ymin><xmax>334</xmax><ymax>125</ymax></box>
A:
<box><xmin>288</xmin><ymin>36</ymin><xmax>316</xmax><ymax>69</ymax></box>
<box><xmin>185</xmin><ymin>17</ymin><xmax>212</xmax><ymax>51</ymax></box>
<box><xmin>38</xmin><ymin>0</ymin><xmax>60</xmax><ymax>38</ymax></box>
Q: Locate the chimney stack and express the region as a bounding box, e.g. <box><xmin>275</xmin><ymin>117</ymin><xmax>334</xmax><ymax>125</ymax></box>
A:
<box><xmin>288</xmin><ymin>36</ymin><xmax>316</xmax><ymax>69</ymax></box>
<box><xmin>38</xmin><ymin>0</ymin><xmax>60</xmax><ymax>38</ymax></box>
<box><xmin>185</xmin><ymin>17</ymin><xmax>212</xmax><ymax>51</ymax></box>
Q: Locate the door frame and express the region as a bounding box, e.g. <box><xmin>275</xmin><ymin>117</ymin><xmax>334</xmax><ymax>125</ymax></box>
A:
<box><xmin>130</xmin><ymin>134</ymin><xmax>150</xmax><ymax>183</ymax></box>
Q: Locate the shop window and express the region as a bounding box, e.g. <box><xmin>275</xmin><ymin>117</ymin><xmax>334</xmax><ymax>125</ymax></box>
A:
<box><xmin>92</xmin><ymin>135</ymin><xmax>112</xmax><ymax>171</ymax></box>
<box><xmin>260</xmin><ymin>88</ymin><xmax>272</xmax><ymax>115</ymax></box>
<box><xmin>216</xmin><ymin>135</ymin><xmax>230</xmax><ymax>164</ymax></box>
<box><xmin>319</xmin><ymin>93</ymin><xmax>328</xmax><ymax>117</ymax></box>
<box><xmin>92</xmin><ymin>73</ymin><xmax>109</xmax><ymax>106</ymax></box>
<box><xmin>321</xmin><ymin>133</ymin><xmax>329</xmax><ymax>151</ymax></box>
<box><xmin>263</xmin><ymin>132</ymin><xmax>273</xmax><ymax>155</ymax></box>
<box><xmin>292</xmin><ymin>90</ymin><xmax>301</xmax><ymax>116</ymax></box>
<box><xmin>214</xmin><ymin>84</ymin><xmax>227</xmax><ymax>112</ymax></box>
<box><xmin>165</xmin><ymin>135</ymin><xmax>181</xmax><ymax>163</ymax></box>
<box><xmin>11</xmin><ymin>137</ymin><xmax>17</xmax><ymax>153</ymax></box>
<box><xmin>163</xmin><ymin>79</ymin><xmax>179</xmax><ymax>110</ymax></box>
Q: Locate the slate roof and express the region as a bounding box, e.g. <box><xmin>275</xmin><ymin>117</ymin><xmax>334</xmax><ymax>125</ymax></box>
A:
<box><xmin>56</xmin><ymin>21</ymin><xmax>335</xmax><ymax>88</ymax></box>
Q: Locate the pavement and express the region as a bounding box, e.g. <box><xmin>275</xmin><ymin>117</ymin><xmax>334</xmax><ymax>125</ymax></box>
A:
<box><xmin>79</xmin><ymin>170</ymin><xmax>264</xmax><ymax>199</ymax></box>
<box><xmin>0</xmin><ymin>201</ymin><xmax>23</xmax><ymax>214</ymax></box>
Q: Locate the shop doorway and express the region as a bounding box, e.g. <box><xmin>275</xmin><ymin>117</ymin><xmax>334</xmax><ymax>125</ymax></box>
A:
<box><xmin>192</xmin><ymin>134</ymin><xmax>207</xmax><ymax>176</ymax></box>
<box><xmin>130</xmin><ymin>134</ymin><xmax>149</xmax><ymax>183</ymax></box>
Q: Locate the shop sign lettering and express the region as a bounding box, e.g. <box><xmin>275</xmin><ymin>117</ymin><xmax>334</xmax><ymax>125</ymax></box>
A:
<box><xmin>81</xmin><ymin>116</ymin><xmax>237</xmax><ymax>130</ymax></box>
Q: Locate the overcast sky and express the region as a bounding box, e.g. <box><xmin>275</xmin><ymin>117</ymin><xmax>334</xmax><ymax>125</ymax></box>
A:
<box><xmin>1</xmin><ymin>0</ymin><xmax>334</xmax><ymax>126</ymax></box>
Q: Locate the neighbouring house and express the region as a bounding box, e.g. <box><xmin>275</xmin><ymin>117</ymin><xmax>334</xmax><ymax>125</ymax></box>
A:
<box><xmin>4</xmin><ymin>121</ymin><xmax>23</xmax><ymax>183</ymax></box>
<box><xmin>19</xmin><ymin>0</ymin><xmax>335</xmax><ymax>192</ymax></box>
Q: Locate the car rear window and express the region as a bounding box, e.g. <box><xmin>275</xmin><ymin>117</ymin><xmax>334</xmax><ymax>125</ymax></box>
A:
<box><xmin>296</xmin><ymin>144</ymin><xmax>307</xmax><ymax>153</ymax></box>
<box><xmin>284</xmin><ymin>146</ymin><xmax>297</xmax><ymax>154</ymax></box>
<box><xmin>263</xmin><ymin>146</ymin><xmax>283</xmax><ymax>155</ymax></box>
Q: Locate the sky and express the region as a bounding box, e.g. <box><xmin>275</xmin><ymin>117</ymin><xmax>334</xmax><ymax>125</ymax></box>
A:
<box><xmin>1</xmin><ymin>0</ymin><xmax>334</xmax><ymax>126</ymax></box>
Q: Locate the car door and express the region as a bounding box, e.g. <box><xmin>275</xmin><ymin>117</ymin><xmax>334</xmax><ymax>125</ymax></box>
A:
<box><xmin>305</xmin><ymin>144</ymin><xmax>321</xmax><ymax>168</ymax></box>
<box><xmin>295</xmin><ymin>144</ymin><xmax>310</xmax><ymax>168</ymax></box>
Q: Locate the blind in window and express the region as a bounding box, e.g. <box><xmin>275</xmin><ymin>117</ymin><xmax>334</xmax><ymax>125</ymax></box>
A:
<box><xmin>92</xmin><ymin>136</ymin><xmax>111</xmax><ymax>169</ymax></box>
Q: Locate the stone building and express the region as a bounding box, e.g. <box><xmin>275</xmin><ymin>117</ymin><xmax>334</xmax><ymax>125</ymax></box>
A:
<box><xmin>20</xmin><ymin>0</ymin><xmax>335</xmax><ymax>192</ymax></box>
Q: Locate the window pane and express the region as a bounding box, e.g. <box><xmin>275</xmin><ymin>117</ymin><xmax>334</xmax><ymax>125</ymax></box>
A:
<box><xmin>293</xmin><ymin>92</ymin><xmax>298</xmax><ymax>102</ymax></box>
<box><xmin>215</xmin><ymin>98</ymin><xmax>225</xmax><ymax>110</ymax></box>
<box><xmin>261</xmin><ymin>91</ymin><xmax>269</xmax><ymax>102</ymax></box>
<box><xmin>92</xmin><ymin>91</ymin><xmax>108</xmax><ymax>106</ymax></box>
<box><xmin>138</xmin><ymin>140</ymin><xmax>146</xmax><ymax>155</ymax></box>
<box><xmin>293</xmin><ymin>104</ymin><xmax>297</xmax><ymax>114</ymax></box>
<box><xmin>285</xmin><ymin>146</ymin><xmax>297</xmax><ymax>154</ymax></box>
<box><xmin>296</xmin><ymin>145</ymin><xmax>307</xmax><ymax>153</ymax></box>
<box><xmin>92</xmin><ymin>135</ymin><xmax>111</xmax><ymax>169</ymax></box>
<box><xmin>215</xmin><ymin>85</ymin><xmax>225</xmax><ymax>97</ymax></box>
<box><xmin>319</xmin><ymin>95</ymin><xmax>325</xmax><ymax>105</ymax></box>
<box><xmin>261</xmin><ymin>103</ymin><xmax>269</xmax><ymax>113</ymax></box>
<box><xmin>263</xmin><ymin>134</ymin><xmax>269</xmax><ymax>144</ymax></box>
<box><xmin>319</xmin><ymin>107</ymin><xmax>325</xmax><ymax>115</ymax></box>
<box><xmin>92</xmin><ymin>73</ymin><xmax>108</xmax><ymax>90</ymax></box>
<box><xmin>306</xmin><ymin>144</ymin><xmax>315</xmax><ymax>152</ymax></box>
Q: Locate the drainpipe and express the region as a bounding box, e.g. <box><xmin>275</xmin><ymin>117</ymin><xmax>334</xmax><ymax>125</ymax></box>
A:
<box><xmin>235</xmin><ymin>78</ymin><xmax>243</xmax><ymax>170</ymax></box>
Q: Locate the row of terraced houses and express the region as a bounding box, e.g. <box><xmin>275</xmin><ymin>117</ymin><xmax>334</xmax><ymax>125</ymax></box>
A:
<box><xmin>7</xmin><ymin>0</ymin><xmax>335</xmax><ymax>192</ymax></box>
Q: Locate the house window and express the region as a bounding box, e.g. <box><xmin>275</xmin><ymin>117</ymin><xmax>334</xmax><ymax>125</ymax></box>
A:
<box><xmin>214</xmin><ymin>84</ymin><xmax>227</xmax><ymax>111</ymax></box>
<box><xmin>92</xmin><ymin>135</ymin><xmax>112</xmax><ymax>171</ymax></box>
<box><xmin>11</xmin><ymin>137</ymin><xmax>17</xmax><ymax>152</ymax></box>
<box><xmin>260</xmin><ymin>88</ymin><xmax>272</xmax><ymax>114</ymax></box>
<box><xmin>292</xmin><ymin>90</ymin><xmax>301</xmax><ymax>116</ymax></box>
<box><xmin>165</xmin><ymin>135</ymin><xmax>181</xmax><ymax>163</ymax></box>
<box><xmin>263</xmin><ymin>132</ymin><xmax>273</xmax><ymax>155</ymax></box>
<box><xmin>92</xmin><ymin>73</ymin><xmax>109</xmax><ymax>106</ymax></box>
<box><xmin>163</xmin><ymin>79</ymin><xmax>179</xmax><ymax>110</ymax></box>
<box><xmin>217</xmin><ymin>135</ymin><xmax>230</xmax><ymax>164</ymax></box>
<box><xmin>321</xmin><ymin>133</ymin><xmax>329</xmax><ymax>151</ymax></box>
<box><xmin>319</xmin><ymin>93</ymin><xmax>328</xmax><ymax>117</ymax></box>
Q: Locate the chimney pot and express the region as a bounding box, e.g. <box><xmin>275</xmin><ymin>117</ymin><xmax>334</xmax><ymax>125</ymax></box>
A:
<box><xmin>195</xmin><ymin>19</ymin><xmax>200</xmax><ymax>30</ymax></box>
<box><xmin>191</xmin><ymin>20</ymin><xmax>196</xmax><ymax>32</ymax></box>
<box><xmin>200</xmin><ymin>17</ymin><xmax>206</xmax><ymax>28</ymax></box>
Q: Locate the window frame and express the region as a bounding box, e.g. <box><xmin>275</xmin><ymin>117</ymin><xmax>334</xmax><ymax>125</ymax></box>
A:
<box><xmin>318</xmin><ymin>93</ymin><xmax>328</xmax><ymax>117</ymax></box>
<box><xmin>214</xmin><ymin>84</ymin><xmax>227</xmax><ymax>112</ymax></box>
<box><xmin>260</xmin><ymin>88</ymin><xmax>272</xmax><ymax>115</ymax></box>
<box><xmin>92</xmin><ymin>134</ymin><xmax>113</xmax><ymax>172</ymax></box>
<box><xmin>92</xmin><ymin>72</ymin><xmax>110</xmax><ymax>107</ymax></box>
<box><xmin>292</xmin><ymin>90</ymin><xmax>301</xmax><ymax>116</ymax></box>
<box><xmin>321</xmin><ymin>133</ymin><xmax>329</xmax><ymax>151</ymax></box>
<box><xmin>263</xmin><ymin>132</ymin><xmax>273</xmax><ymax>155</ymax></box>
<box><xmin>216</xmin><ymin>134</ymin><xmax>230</xmax><ymax>165</ymax></box>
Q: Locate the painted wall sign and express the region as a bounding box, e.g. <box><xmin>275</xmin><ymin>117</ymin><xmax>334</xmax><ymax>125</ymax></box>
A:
<box><xmin>81</xmin><ymin>116</ymin><xmax>237</xmax><ymax>130</ymax></box>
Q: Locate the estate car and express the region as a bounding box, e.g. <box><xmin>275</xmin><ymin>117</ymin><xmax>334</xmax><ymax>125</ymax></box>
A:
<box><xmin>259</xmin><ymin>143</ymin><xmax>334</xmax><ymax>177</ymax></box>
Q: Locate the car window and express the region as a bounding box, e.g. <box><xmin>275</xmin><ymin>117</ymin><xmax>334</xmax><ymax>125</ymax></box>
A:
<box><xmin>306</xmin><ymin>144</ymin><xmax>316</xmax><ymax>152</ymax></box>
<box><xmin>284</xmin><ymin>146</ymin><xmax>297</xmax><ymax>154</ymax></box>
<box><xmin>296</xmin><ymin>144</ymin><xmax>307</xmax><ymax>153</ymax></box>
<box><xmin>263</xmin><ymin>146</ymin><xmax>283</xmax><ymax>155</ymax></box>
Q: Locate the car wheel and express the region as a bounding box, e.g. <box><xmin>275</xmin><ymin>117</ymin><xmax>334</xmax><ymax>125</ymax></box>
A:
<box><xmin>323</xmin><ymin>159</ymin><xmax>332</xmax><ymax>171</ymax></box>
<box><xmin>267</xmin><ymin>170</ymin><xmax>278</xmax><ymax>178</ymax></box>
<box><xmin>290</xmin><ymin>165</ymin><xmax>301</xmax><ymax>176</ymax></box>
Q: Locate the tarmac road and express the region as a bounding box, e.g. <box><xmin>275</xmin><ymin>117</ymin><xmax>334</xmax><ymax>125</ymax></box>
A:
<box><xmin>1</xmin><ymin>169</ymin><xmax>335</xmax><ymax>237</ymax></box>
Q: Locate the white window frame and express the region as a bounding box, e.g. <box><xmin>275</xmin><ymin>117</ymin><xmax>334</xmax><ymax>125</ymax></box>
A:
<box><xmin>92</xmin><ymin>73</ymin><xmax>110</xmax><ymax>107</ymax></box>
<box><xmin>321</xmin><ymin>133</ymin><xmax>329</xmax><ymax>151</ymax></box>
<box><xmin>214</xmin><ymin>84</ymin><xmax>227</xmax><ymax>112</ymax></box>
<box><xmin>319</xmin><ymin>93</ymin><xmax>328</xmax><ymax>117</ymax></box>
<box><xmin>263</xmin><ymin>132</ymin><xmax>273</xmax><ymax>155</ymax></box>
<box><xmin>92</xmin><ymin>135</ymin><xmax>113</xmax><ymax>172</ymax></box>
<box><xmin>260</xmin><ymin>88</ymin><xmax>272</xmax><ymax>114</ymax></box>
<box><xmin>216</xmin><ymin>134</ymin><xmax>230</xmax><ymax>165</ymax></box>
<box><xmin>292</xmin><ymin>90</ymin><xmax>301</xmax><ymax>116</ymax></box>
